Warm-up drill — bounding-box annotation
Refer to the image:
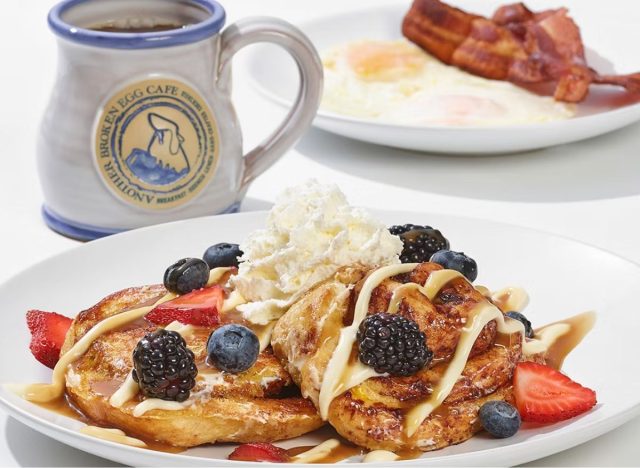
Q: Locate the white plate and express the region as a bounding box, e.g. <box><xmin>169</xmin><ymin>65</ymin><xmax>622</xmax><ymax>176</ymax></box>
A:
<box><xmin>246</xmin><ymin>2</ymin><xmax>640</xmax><ymax>154</ymax></box>
<box><xmin>1</xmin><ymin>210</ymin><xmax>639</xmax><ymax>466</ymax></box>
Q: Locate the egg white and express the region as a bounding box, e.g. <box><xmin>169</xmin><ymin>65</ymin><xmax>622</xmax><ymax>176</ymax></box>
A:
<box><xmin>321</xmin><ymin>39</ymin><xmax>575</xmax><ymax>126</ymax></box>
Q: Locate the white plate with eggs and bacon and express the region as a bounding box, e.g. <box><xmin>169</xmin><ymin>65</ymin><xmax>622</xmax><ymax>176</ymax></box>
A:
<box><xmin>246</xmin><ymin>0</ymin><xmax>640</xmax><ymax>153</ymax></box>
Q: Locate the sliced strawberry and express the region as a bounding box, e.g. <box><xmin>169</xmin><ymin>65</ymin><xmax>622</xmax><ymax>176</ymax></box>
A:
<box><xmin>514</xmin><ymin>361</ymin><xmax>597</xmax><ymax>423</ymax></box>
<box><xmin>26</xmin><ymin>310</ymin><xmax>73</xmax><ymax>369</ymax></box>
<box><xmin>145</xmin><ymin>285</ymin><xmax>224</xmax><ymax>327</ymax></box>
<box><xmin>228</xmin><ymin>443</ymin><xmax>289</xmax><ymax>463</ymax></box>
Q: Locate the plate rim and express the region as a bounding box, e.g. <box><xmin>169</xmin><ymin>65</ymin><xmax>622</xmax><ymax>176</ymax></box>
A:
<box><xmin>1</xmin><ymin>209</ymin><xmax>640</xmax><ymax>466</ymax></box>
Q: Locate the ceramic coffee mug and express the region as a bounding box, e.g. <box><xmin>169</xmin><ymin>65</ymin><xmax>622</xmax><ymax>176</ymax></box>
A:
<box><xmin>39</xmin><ymin>0</ymin><xmax>323</xmax><ymax>240</ymax></box>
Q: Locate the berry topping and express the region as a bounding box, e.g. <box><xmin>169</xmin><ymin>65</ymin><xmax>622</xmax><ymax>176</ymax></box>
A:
<box><xmin>132</xmin><ymin>329</ymin><xmax>198</xmax><ymax>402</ymax></box>
<box><xmin>163</xmin><ymin>258</ymin><xmax>210</xmax><ymax>295</ymax></box>
<box><xmin>429</xmin><ymin>250</ymin><xmax>478</xmax><ymax>282</ymax></box>
<box><xmin>146</xmin><ymin>285</ymin><xmax>224</xmax><ymax>327</ymax></box>
<box><xmin>396</xmin><ymin>227</ymin><xmax>450</xmax><ymax>264</ymax></box>
<box><xmin>479</xmin><ymin>400</ymin><xmax>521</xmax><ymax>438</ymax></box>
<box><xmin>26</xmin><ymin>310</ymin><xmax>73</xmax><ymax>369</ymax></box>
<box><xmin>514</xmin><ymin>362</ymin><xmax>597</xmax><ymax>423</ymax></box>
<box><xmin>203</xmin><ymin>243</ymin><xmax>243</xmax><ymax>269</ymax></box>
<box><xmin>207</xmin><ymin>324</ymin><xmax>260</xmax><ymax>373</ymax></box>
<box><xmin>357</xmin><ymin>313</ymin><xmax>433</xmax><ymax>376</ymax></box>
<box><xmin>388</xmin><ymin>224</ymin><xmax>432</xmax><ymax>236</ymax></box>
<box><xmin>505</xmin><ymin>311</ymin><xmax>534</xmax><ymax>339</ymax></box>
<box><xmin>228</xmin><ymin>443</ymin><xmax>289</xmax><ymax>463</ymax></box>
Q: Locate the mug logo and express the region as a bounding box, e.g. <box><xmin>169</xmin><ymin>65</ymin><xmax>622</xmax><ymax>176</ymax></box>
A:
<box><xmin>94</xmin><ymin>78</ymin><xmax>219</xmax><ymax>210</ymax></box>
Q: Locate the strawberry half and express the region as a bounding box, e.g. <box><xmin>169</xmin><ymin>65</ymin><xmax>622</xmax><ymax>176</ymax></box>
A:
<box><xmin>514</xmin><ymin>361</ymin><xmax>597</xmax><ymax>423</ymax></box>
<box><xmin>145</xmin><ymin>285</ymin><xmax>224</xmax><ymax>327</ymax></box>
<box><xmin>26</xmin><ymin>310</ymin><xmax>73</xmax><ymax>369</ymax></box>
<box><xmin>228</xmin><ymin>443</ymin><xmax>290</xmax><ymax>463</ymax></box>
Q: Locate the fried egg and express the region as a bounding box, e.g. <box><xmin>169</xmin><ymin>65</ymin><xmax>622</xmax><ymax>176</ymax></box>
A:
<box><xmin>321</xmin><ymin>39</ymin><xmax>575</xmax><ymax>126</ymax></box>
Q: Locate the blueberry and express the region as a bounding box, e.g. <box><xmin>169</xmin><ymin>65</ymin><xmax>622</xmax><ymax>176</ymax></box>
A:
<box><xmin>505</xmin><ymin>311</ymin><xmax>534</xmax><ymax>339</ymax></box>
<box><xmin>207</xmin><ymin>324</ymin><xmax>259</xmax><ymax>373</ymax></box>
<box><xmin>203</xmin><ymin>243</ymin><xmax>243</xmax><ymax>269</ymax></box>
<box><xmin>164</xmin><ymin>258</ymin><xmax>210</xmax><ymax>295</ymax></box>
<box><xmin>479</xmin><ymin>401</ymin><xmax>521</xmax><ymax>438</ymax></box>
<box><xmin>429</xmin><ymin>250</ymin><xmax>478</xmax><ymax>282</ymax></box>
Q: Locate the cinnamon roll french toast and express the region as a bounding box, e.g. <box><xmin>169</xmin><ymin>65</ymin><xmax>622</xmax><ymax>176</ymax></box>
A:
<box><xmin>60</xmin><ymin>283</ymin><xmax>323</xmax><ymax>447</ymax></box>
<box><xmin>272</xmin><ymin>262</ymin><xmax>585</xmax><ymax>452</ymax></box>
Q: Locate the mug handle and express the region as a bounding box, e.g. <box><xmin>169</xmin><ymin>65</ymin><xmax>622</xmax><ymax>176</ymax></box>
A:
<box><xmin>217</xmin><ymin>17</ymin><xmax>323</xmax><ymax>190</ymax></box>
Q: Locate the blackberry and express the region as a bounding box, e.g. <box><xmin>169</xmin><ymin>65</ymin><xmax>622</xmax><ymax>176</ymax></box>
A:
<box><xmin>132</xmin><ymin>329</ymin><xmax>198</xmax><ymax>402</ymax></box>
<box><xmin>357</xmin><ymin>313</ymin><xmax>433</xmax><ymax>377</ymax></box>
<box><xmin>398</xmin><ymin>227</ymin><xmax>450</xmax><ymax>264</ymax></box>
<box><xmin>388</xmin><ymin>224</ymin><xmax>432</xmax><ymax>236</ymax></box>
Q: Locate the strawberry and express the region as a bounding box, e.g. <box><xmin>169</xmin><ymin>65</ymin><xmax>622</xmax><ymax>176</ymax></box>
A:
<box><xmin>26</xmin><ymin>310</ymin><xmax>73</xmax><ymax>369</ymax></box>
<box><xmin>145</xmin><ymin>285</ymin><xmax>224</xmax><ymax>327</ymax></box>
<box><xmin>514</xmin><ymin>361</ymin><xmax>597</xmax><ymax>423</ymax></box>
<box><xmin>228</xmin><ymin>443</ymin><xmax>290</xmax><ymax>463</ymax></box>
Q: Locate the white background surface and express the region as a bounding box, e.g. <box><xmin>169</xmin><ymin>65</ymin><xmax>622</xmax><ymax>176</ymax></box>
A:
<box><xmin>0</xmin><ymin>0</ymin><xmax>639</xmax><ymax>465</ymax></box>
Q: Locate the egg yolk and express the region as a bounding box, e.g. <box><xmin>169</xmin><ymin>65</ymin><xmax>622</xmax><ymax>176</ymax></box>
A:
<box><xmin>347</xmin><ymin>41</ymin><xmax>427</xmax><ymax>82</ymax></box>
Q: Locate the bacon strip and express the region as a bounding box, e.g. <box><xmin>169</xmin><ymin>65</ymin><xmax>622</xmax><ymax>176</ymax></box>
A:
<box><xmin>402</xmin><ymin>0</ymin><xmax>640</xmax><ymax>102</ymax></box>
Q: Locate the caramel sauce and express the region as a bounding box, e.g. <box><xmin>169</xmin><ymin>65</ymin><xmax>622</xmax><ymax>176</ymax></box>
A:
<box><xmin>395</xmin><ymin>448</ymin><xmax>422</xmax><ymax>460</ymax></box>
<box><xmin>286</xmin><ymin>445</ymin><xmax>315</xmax><ymax>457</ymax></box>
<box><xmin>91</xmin><ymin>379</ymin><xmax>124</xmax><ymax>398</ymax></box>
<box><xmin>538</xmin><ymin>311</ymin><xmax>596</xmax><ymax>370</ymax></box>
<box><xmin>139</xmin><ymin>439</ymin><xmax>186</xmax><ymax>454</ymax></box>
<box><xmin>314</xmin><ymin>443</ymin><xmax>363</xmax><ymax>463</ymax></box>
<box><xmin>34</xmin><ymin>394</ymin><xmax>89</xmax><ymax>424</ymax></box>
<box><xmin>34</xmin><ymin>394</ymin><xmax>185</xmax><ymax>454</ymax></box>
<box><xmin>115</xmin><ymin>317</ymin><xmax>153</xmax><ymax>333</ymax></box>
<box><xmin>495</xmin><ymin>331</ymin><xmax>517</xmax><ymax>349</ymax></box>
<box><xmin>429</xmin><ymin>403</ymin><xmax>451</xmax><ymax>419</ymax></box>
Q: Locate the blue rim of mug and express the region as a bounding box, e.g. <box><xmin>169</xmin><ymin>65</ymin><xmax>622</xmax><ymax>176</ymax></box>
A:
<box><xmin>48</xmin><ymin>0</ymin><xmax>226</xmax><ymax>49</ymax></box>
<box><xmin>42</xmin><ymin>202</ymin><xmax>241</xmax><ymax>241</ymax></box>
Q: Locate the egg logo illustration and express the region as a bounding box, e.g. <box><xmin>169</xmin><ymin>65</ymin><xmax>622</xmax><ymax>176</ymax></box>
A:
<box><xmin>94</xmin><ymin>78</ymin><xmax>219</xmax><ymax>210</ymax></box>
<box><xmin>125</xmin><ymin>112</ymin><xmax>191</xmax><ymax>186</ymax></box>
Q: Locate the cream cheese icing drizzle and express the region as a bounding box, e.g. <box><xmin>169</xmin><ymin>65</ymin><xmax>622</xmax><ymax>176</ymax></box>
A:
<box><xmin>19</xmin><ymin>268</ymin><xmax>231</xmax><ymax>404</ymax></box>
<box><xmin>20</xmin><ymin>291</ymin><xmax>175</xmax><ymax>403</ymax></box>
<box><xmin>491</xmin><ymin>286</ymin><xmax>529</xmax><ymax>312</ymax></box>
<box><xmin>404</xmin><ymin>301</ymin><xmax>523</xmax><ymax>436</ymax></box>
<box><xmin>318</xmin><ymin>263</ymin><xmax>416</xmax><ymax>418</ymax></box>
<box><xmin>80</xmin><ymin>425</ymin><xmax>147</xmax><ymax>448</ymax></box>
<box><xmin>132</xmin><ymin>398</ymin><xmax>193</xmax><ymax>417</ymax></box>
<box><xmin>363</xmin><ymin>450</ymin><xmax>400</xmax><ymax>462</ymax></box>
<box><xmin>109</xmin><ymin>372</ymin><xmax>137</xmax><ymax>408</ymax></box>
<box><xmin>291</xmin><ymin>439</ymin><xmax>340</xmax><ymax>463</ymax></box>
<box><xmin>318</xmin><ymin>263</ymin><xmax>589</xmax><ymax>437</ymax></box>
<box><xmin>164</xmin><ymin>320</ymin><xmax>195</xmax><ymax>339</ymax></box>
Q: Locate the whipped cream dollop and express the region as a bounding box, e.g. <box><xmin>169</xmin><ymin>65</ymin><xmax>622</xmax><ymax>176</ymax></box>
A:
<box><xmin>230</xmin><ymin>180</ymin><xmax>403</xmax><ymax>324</ymax></box>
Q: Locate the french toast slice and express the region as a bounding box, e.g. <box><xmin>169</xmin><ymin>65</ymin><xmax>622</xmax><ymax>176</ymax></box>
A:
<box><xmin>272</xmin><ymin>263</ymin><xmax>522</xmax><ymax>452</ymax></box>
<box><xmin>61</xmin><ymin>284</ymin><xmax>323</xmax><ymax>447</ymax></box>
